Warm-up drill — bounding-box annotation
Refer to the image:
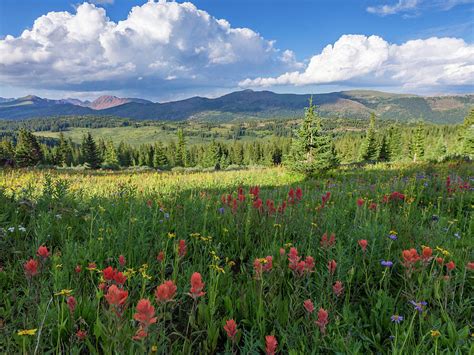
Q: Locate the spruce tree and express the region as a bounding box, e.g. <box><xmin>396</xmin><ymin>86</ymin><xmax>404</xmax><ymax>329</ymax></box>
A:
<box><xmin>102</xmin><ymin>140</ymin><xmax>119</xmax><ymax>169</ymax></box>
<box><xmin>81</xmin><ymin>133</ymin><xmax>101</xmax><ymax>169</ymax></box>
<box><xmin>378</xmin><ymin>134</ymin><xmax>390</xmax><ymax>162</ymax></box>
<box><xmin>360</xmin><ymin>113</ymin><xmax>378</xmax><ymax>161</ymax></box>
<box><xmin>15</xmin><ymin>129</ymin><xmax>43</xmax><ymax>167</ymax></box>
<box><xmin>411</xmin><ymin>122</ymin><xmax>425</xmax><ymax>162</ymax></box>
<box><xmin>287</xmin><ymin>98</ymin><xmax>339</xmax><ymax>174</ymax></box>
<box><xmin>57</xmin><ymin>133</ymin><xmax>73</xmax><ymax>166</ymax></box>
<box><xmin>0</xmin><ymin>139</ymin><xmax>15</xmax><ymax>165</ymax></box>
<box><xmin>153</xmin><ymin>142</ymin><xmax>168</xmax><ymax>169</ymax></box>
<box><xmin>387</xmin><ymin>125</ymin><xmax>402</xmax><ymax>161</ymax></box>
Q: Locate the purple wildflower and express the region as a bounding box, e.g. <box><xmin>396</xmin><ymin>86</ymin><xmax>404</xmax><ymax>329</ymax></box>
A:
<box><xmin>388</xmin><ymin>233</ymin><xmax>397</xmax><ymax>241</ymax></box>
<box><xmin>218</xmin><ymin>207</ymin><xmax>225</xmax><ymax>214</ymax></box>
<box><xmin>391</xmin><ymin>315</ymin><xmax>404</xmax><ymax>323</ymax></box>
<box><xmin>410</xmin><ymin>300</ymin><xmax>427</xmax><ymax>313</ymax></box>
<box><xmin>381</xmin><ymin>260</ymin><xmax>393</xmax><ymax>267</ymax></box>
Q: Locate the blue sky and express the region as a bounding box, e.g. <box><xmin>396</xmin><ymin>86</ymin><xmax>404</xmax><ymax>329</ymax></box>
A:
<box><xmin>0</xmin><ymin>0</ymin><xmax>473</xmax><ymax>101</ymax></box>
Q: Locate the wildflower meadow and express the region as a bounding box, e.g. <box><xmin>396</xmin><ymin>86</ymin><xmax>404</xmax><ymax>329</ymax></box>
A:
<box><xmin>0</xmin><ymin>162</ymin><xmax>472</xmax><ymax>353</ymax></box>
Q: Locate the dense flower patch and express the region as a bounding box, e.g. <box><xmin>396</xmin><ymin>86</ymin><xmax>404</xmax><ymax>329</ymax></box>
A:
<box><xmin>0</xmin><ymin>163</ymin><xmax>472</xmax><ymax>353</ymax></box>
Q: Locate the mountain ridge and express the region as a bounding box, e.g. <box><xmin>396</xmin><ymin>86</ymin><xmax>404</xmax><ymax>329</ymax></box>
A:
<box><xmin>0</xmin><ymin>90</ymin><xmax>472</xmax><ymax>123</ymax></box>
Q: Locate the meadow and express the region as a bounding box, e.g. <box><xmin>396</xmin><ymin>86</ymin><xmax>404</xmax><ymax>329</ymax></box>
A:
<box><xmin>0</xmin><ymin>162</ymin><xmax>472</xmax><ymax>354</ymax></box>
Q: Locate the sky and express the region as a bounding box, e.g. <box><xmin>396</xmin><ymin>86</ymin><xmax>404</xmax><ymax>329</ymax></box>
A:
<box><xmin>0</xmin><ymin>0</ymin><xmax>473</xmax><ymax>101</ymax></box>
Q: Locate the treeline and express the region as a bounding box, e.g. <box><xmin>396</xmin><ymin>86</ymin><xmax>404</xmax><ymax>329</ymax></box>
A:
<box><xmin>0</xmin><ymin>129</ymin><xmax>291</xmax><ymax>169</ymax></box>
<box><xmin>1</xmin><ymin>109</ymin><xmax>472</xmax><ymax>170</ymax></box>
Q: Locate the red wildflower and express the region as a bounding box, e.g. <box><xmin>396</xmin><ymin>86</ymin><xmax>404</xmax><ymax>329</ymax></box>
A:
<box><xmin>320</xmin><ymin>232</ymin><xmax>336</xmax><ymax>248</ymax></box>
<box><xmin>446</xmin><ymin>261</ymin><xmax>455</xmax><ymax>271</ymax></box>
<box><xmin>132</xmin><ymin>328</ymin><xmax>148</xmax><ymax>341</ymax></box>
<box><xmin>254</xmin><ymin>256</ymin><xmax>273</xmax><ymax>279</ymax></box>
<box><xmin>224</xmin><ymin>319</ymin><xmax>238</xmax><ymax>340</ymax></box>
<box><xmin>76</xmin><ymin>330</ymin><xmax>87</xmax><ymax>341</ymax></box>
<box><xmin>288</xmin><ymin>247</ymin><xmax>301</xmax><ymax>271</ymax></box>
<box><xmin>178</xmin><ymin>239</ymin><xmax>187</xmax><ymax>258</ymax></box>
<box><xmin>402</xmin><ymin>249</ymin><xmax>420</xmax><ymax>266</ymax></box>
<box><xmin>278</xmin><ymin>200</ymin><xmax>287</xmax><ymax>213</ymax></box>
<box><xmin>157</xmin><ymin>251</ymin><xmax>165</xmax><ymax>262</ymax></box>
<box><xmin>37</xmin><ymin>245</ymin><xmax>50</xmax><ymax>259</ymax></box>
<box><xmin>67</xmin><ymin>296</ymin><xmax>76</xmax><ymax>314</ymax></box>
<box><xmin>266</xmin><ymin>199</ymin><xmax>276</xmax><ymax>215</ymax></box>
<box><xmin>105</xmin><ymin>284</ymin><xmax>128</xmax><ymax>307</ymax></box>
<box><xmin>303</xmin><ymin>299</ymin><xmax>314</xmax><ymax>314</ymax></box>
<box><xmin>288</xmin><ymin>188</ymin><xmax>295</xmax><ymax>204</ymax></box>
<box><xmin>436</xmin><ymin>257</ymin><xmax>444</xmax><ymax>265</ymax></box>
<box><xmin>279</xmin><ymin>248</ymin><xmax>286</xmax><ymax>256</ymax></box>
<box><xmin>75</xmin><ymin>265</ymin><xmax>82</xmax><ymax>273</ymax></box>
<box><xmin>155</xmin><ymin>280</ymin><xmax>177</xmax><ymax>303</ymax></box>
<box><xmin>189</xmin><ymin>272</ymin><xmax>205</xmax><ymax>299</ymax></box>
<box><xmin>114</xmin><ymin>271</ymin><xmax>127</xmax><ymax>285</ymax></box>
<box><xmin>421</xmin><ymin>246</ymin><xmax>433</xmax><ymax>261</ymax></box>
<box><xmin>103</xmin><ymin>266</ymin><xmax>115</xmax><ymax>281</ymax></box>
<box><xmin>357</xmin><ymin>198</ymin><xmax>364</xmax><ymax>207</ymax></box>
<box><xmin>146</xmin><ymin>199</ymin><xmax>153</xmax><ymax>208</ymax></box>
<box><xmin>321</xmin><ymin>191</ymin><xmax>331</xmax><ymax>207</ymax></box>
<box><xmin>265</xmin><ymin>335</ymin><xmax>278</xmax><ymax>355</ymax></box>
<box><xmin>296</xmin><ymin>187</ymin><xmax>303</xmax><ymax>200</ymax></box>
<box><xmin>118</xmin><ymin>255</ymin><xmax>126</xmax><ymax>267</ymax></box>
<box><xmin>368</xmin><ymin>202</ymin><xmax>377</xmax><ymax>210</ymax></box>
<box><xmin>333</xmin><ymin>281</ymin><xmax>344</xmax><ymax>296</ymax></box>
<box><xmin>250</xmin><ymin>186</ymin><xmax>260</xmax><ymax>199</ymax></box>
<box><xmin>88</xmin><ymin>262</ymin><xmax>97</xmax><ymax>270</ymax></box>
<box><xmin>98</xmin><ymin>282</ymin><xmax>107</xmax><ymax>291</ymax></box>
<box><xmin>358</xmin><ymin>239</ymin><xmax>368</xmax><ymax>252</ymax></box>
<box><xmin>253</xmin><ymin>198</ymin><xmax>263</xmax><ymax>211</ymax></box>
<box><xmin>468</xmin><ymin>262</ymin><xmax>474</xmax><ymax>270</ymax></box>
<box><xmin>303</xmin><ymin>256</ymin><xmax>315</xmax><ymax>273</ymax></box>
<box><xmin>316</xmin><ymin>308</ymin><xmax>329</xmax><ymax>334</ymax></box>
<box><xmin>133</xmin><ymin>299</ymin><xmax>157</xmax><ymax>328</ymax></box>
<box><xmin>328</xmin><ymin>260</ymin><xmax>337</xmax><ymax>275</ymax></box>
<box><xmin>24</xmin><ymin>258</ymin><xmax>38</xmax><ymax>278</ymax></box>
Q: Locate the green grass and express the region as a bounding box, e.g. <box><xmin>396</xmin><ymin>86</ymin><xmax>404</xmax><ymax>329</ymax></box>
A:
<box><xmin>0</xmin><ymin>162</ymin><xmax>472</xmax><ymax>353</ymax></box>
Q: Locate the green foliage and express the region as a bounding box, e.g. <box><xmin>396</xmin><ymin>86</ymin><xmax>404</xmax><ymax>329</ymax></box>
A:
<box><xmin>287</xmin><ymin>98</ymin><xmax>339</xmax><ymax>174</ymax></box>
<box><xmin>360</xmin><ymin>113</ymin><xmax>378</xmax><ymax>161</ymax></box>
<box><xmin>14</xmin><ymin>129</ymin><xmax>43</xmax><ymax>167</ymax></box>
<box><xmin>81</xmin><ymin>133</ymin><xmax>101</xmax><ymax>169</ymax></box>
<box><xmin>410</xmin><ymin>122</ymin><xmax>426</xmax><ymax>162</ymax></box>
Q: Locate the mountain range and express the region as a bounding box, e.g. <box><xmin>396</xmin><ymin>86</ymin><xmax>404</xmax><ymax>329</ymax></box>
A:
<box><xmin>0</xmin><ymin>90</ymin><xmax>472</xmax><ymax>123</ymax></box>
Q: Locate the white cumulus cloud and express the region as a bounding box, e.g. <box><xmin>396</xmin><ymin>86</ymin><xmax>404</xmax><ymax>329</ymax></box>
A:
<box><xmin>0</xmin><ymin>1</ymin><xmax>296</xmax><ymax>95</ymax></box>
<box><xmin>240</xmin><ymin>35</ymin><xmax>474</xmax><ymax>91</ymax></box>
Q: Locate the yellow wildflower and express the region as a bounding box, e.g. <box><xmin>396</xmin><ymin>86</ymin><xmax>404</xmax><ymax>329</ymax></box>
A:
<box><xmin>167</xmin><ymin>232</ymin><xmax>176</xmax><ymax>239</ymax></box>
<box><xmin>18</xmin><ymin>329</ymin><xmax>37</xmax><ymax>336</ymax></box>
<box><xmin>430</xmin><ymin>330</ymin><xmax>441</xmax><ymax>337</ymax></box>
<box><xmin>54</xmin><ymin>289</ymin><xmax>73</xmax><ymax>297</ymax></box>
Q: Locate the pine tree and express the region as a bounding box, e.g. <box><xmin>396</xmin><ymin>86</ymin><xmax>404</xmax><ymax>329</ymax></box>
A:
<box><xmin>175</xmin><ymin>129</ymin><xmax>187</xmax><ymax>167</ymax></box>
<box><xmin>411</xmin><ymin>122</ymin><xmax>425</xmax><ymax>162</ymax></box>
<box><xmin>460</xmin><ymin>109</ymin><xmax>474</xmax><ymax>157</ymax></box>
<box><xmin>378</xmin><ymin>134</ymin><xmax>390</xmax><ymax>162</ymax></box>
<box><xmin>102</xmin><ymin>140</ymin><xmax>119</xmax><ymax>169</ymax></box>
<box><xmin>153</xmin><ymin>142</ymin><xmax>168</xmax><ymax>169</ymax></box>
<box><xmin>204</xmin><ymin>140</ymin><xmax>220</xmax><ymax>169</ymax></box>
<box><xmin>0</xmin><ymin>139</ymin><xmax>15</xmax><ymax>165</ymax></box>
<box><xmin>117</xmin><ymin>141</ymin><xmax>131</xmax><ymax>166</ymax></box>
<box><xmin>360</xmin><ymin>113</ymin><xmax>378</xmax><ymax>161</ymax></box>
<box><xmin>287</xmin><ymin>98</ymin><xmax>339</xmax><ymax>174</ymax></box>
<box><xmin>57</xmin><ymin>133</ymin><xmax>73</xmax><ymax>166</ymax></box>
<box><xmin>387</xmin><ymin>125</ymin><xmax>402</xmax><ymax>161</ymax></box>
<box><xmin>81</xmin><ymin>133</ymin><xmax>101</xmax><ymax>169</ymax></box>
<box><xmin>15</xmin><ymin>129</ymin><xmax>43</xmax><ymax>167</ymax></box>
